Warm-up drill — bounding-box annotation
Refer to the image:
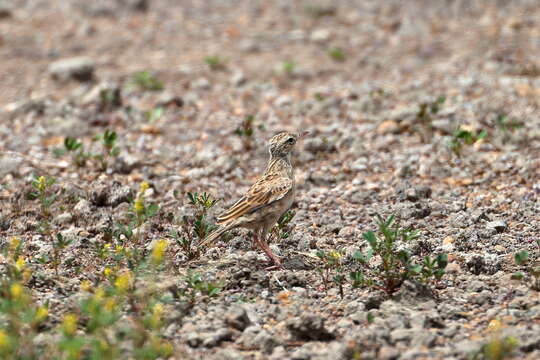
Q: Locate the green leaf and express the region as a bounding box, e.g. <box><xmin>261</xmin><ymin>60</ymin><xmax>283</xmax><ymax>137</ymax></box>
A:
<box><xmin>436</xmin><ymin>253</ymin><xmax>449</xmax><ymax>269</ymax></box>
<box><xmin>409</xmin><ymin>264</ymin><xmax>422</xmax><ymax>275</ymax></box>
<box><xmin>363</xmin><ymin>231</ymin><xmax>378</xmax><ymax>248</ymax></box>
<box><xmin>367</xmin><ymin>313</ymin><xmax>375</xmax><ymax>324</ymax></box>
<box><xmin>514</xmin><ymin>250</ymin><xmax>529</xmax><ymax>265</ymax></box>
<box><xmin>511</xmin><ymin>272</ymin><xmax>525</xmax><ymax>280</ymax></box>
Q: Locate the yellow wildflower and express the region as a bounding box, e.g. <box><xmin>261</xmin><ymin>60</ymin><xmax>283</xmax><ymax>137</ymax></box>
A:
<box><xmin>62</xmin><ymin>314</ymin><xmax>78</xmax><ymax>337</ymax></box>
<box><xmin>104</xmin><ymin>298</ymin><xmax>116</xmax><ymax>311</ymax></box>
<box><xmin>35</xmin><ymin>306</ymin><xmax>49</xmax><ymax>322</ymax></box>
<box><xmin>94</xmin><ymin>287</ymin><xmax>106</xmax><ymax>302</ymax></box>
<box><xmin>133</xmin><ymin>198</ymin><xmax>145</xmax><ymax>215</ymax></box>
<box><xmin>10</xmin><ymin>283</ymin><xmax>23</xmax><ymax>300</ymax></box>
<box><xmin>104</xmin><ymin>243</ymin><xmax>112</xmax><ymax>250</ymax></box>
<box><xmin>15</xmin><ymin>256</ymin><xmax>25</xmax><ymax>271</ymax></box>
<box><xmin>328</xmin><ymin>250</ymin><xmax>342</xmax><ymax>260</ymax></box>
<box><xmin>9</xmin><ymin>237</ymin><xmax>20</xmax><ymax>252</ymax></box>
<box><xmin>80</xmin><ymin>280</ymin><xmax>92</xmax><ymax>292</ymax></box>
<box><xmin>139</xmin><ymin>181</ymin><xmax>150</xmax><ymax>194</ymax></box>
<box><xmin>114</xmin><ymin>271</ymin><xmax>132</xmax><ymax>293</ymax></box>
<box><xmin>103</xmin><ymin>267</ymin><xmax>113</xmax><ymax>277</ymax></box>
<box><xmin>115</xmin><ymin>245</ymin><xmax>124</xmax><ymax>254</ymax></box>
<box><xmin>160</xmin><ymin>341</ymin><xmax>174</xmax><ymax>357</ymax></box>
<box><xmin>0</xmin><ymin>330</ymin><xmax>10</xmax><ymax>351</ymax></box>
<box><xmin>488</xmin><ymin>319</ymin><xmax>502</xmax><ymax>333</ymax></box>
<box><xmin>37</xmin><ymin>176</ymin><xmax>46</xmax><ymax>192</ymax></box>
<box><xmin>151</xmin><ymin>239</ymin><xmax>168</xmax><ymax>264</ymax></box>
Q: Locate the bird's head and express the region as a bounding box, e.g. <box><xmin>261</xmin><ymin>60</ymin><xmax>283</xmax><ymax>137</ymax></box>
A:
<box><xmin>269</xmin><ymin>131</ymin><xmax>308</xmax><ymax>157</ymax></box>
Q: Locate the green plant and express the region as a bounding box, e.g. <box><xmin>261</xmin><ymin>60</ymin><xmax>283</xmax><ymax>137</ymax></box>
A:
<box><xmin>145</xmin><ymin>107</ymin><xmax>164</xmax><ymax>123</ymax></box>
<box><xmin>205</xmin><ymin>55</ymin><xmax>228</xmax><ymax>71</ymax></box>
<box><xmin>473</xmin><ymin>320</ymin><xmax>518</xmax><ymax>360</ymax></box>
<box><xmin>328</xmin><ymin>47</ymin><xmax>346</xmax><ymax>62</ymax></box>
<box><xmin>316</xmin><ymin>249</ymin><xmax>346</xmax><ymax>298</ymax></box>
<box><xmin>494</xmin><ymin>113</ymin><xmax>523</xmax><ymax>134</ymax></box>
<box><xmin>272</xmin><ymin>210</ymin><xmax>295</xmax><ymax>239</ymax></box>
<box><xmin>280</xmin><ymin>60</ymin><xmax>296</xmax><ymax>76</ymax></box>
<box><xmin>182</xmin><ymin>271</ymin><xmax>222</xmax><ymax>304</ymax></box>
<box><xmin>170</xmin><ymin>192</ymin><xmax>219</xmax><ymax>260</ymax></box>
<box><xmin>93</xmin><ymin>129</ymin><xmax>121</xmax><ymax>171</ymax></box>
<box><xmin>28</xmin><ymin>175</ymin><xmax>57</xmax><ymax>218</ymax></box>
<box><xmin>128</xmin><ymin>71</ymin><xmax>164</xmax><ymax>91</ymax></box>
<box><xmin>349</xmin><ymin>215</ymin><xmax>448</xmax><ymax>296</ymax></box>
<box><xmin>235</xmin><ymin>115</ymin><xmax>256</xmax><ymax>150</ymax></box>
<box><xmin>99</xmin><ymin>87</ymin><xmax>122</xmax><ymax>112</ymax></box>
<box><xmin>449</xmin><ymin>127</ymin><xmax>487</xmax><ymax>156</ymax></box>
<box><xmin>130</xmin><ymin>182</ymin><xmax>159</xmax><ymax>245</ymax></box>
<box><xmin>511</xmin><ymin>240</ymin><xmax>540</xmax><ymax>290</ymax></box>
<box><xmin>415</xmin><ymin>96</ymin><xmax>446</xmax><ymax>141</ymax></box>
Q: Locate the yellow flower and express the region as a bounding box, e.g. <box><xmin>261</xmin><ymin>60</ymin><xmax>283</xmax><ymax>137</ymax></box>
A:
<box><xmin>0</xmin><ymin>330</ymin><xmax>10</xmax><ymax>351</ymax></box>
<box><xmin>104</xmin><ymin>298</ymin><xmax>116</xmax><ymax>311</ymax></box>
<box><xmin>151</xmin><ymin>239</ymin><xmax>168</xmax><ymax>264</ymax></box>
<box><xmin>104</xmin><ymin>243</ymin><xmax>112</xmax><ymax>250</ymax></box>
<box><xmin>103</xmin><ymin>267</ymin><xmax>113</xmax><ymax>277</ymax></box>
<box><xmin>94</xmin><ymin>287</ymin><xmax>106</xmax><ymax>302</ymax></box>
<box><xmin>114</xmin><ymin>271</ymin><xmax>132</xmax><ymax>293</ymax></box>
<box><xmin>35</xmin><ymin>306</ymin><xmax>49</xmax><ymax>322</ymax></box>
<box><xmin>15</xmin><ymin>256</ymin><xmax>25</xmax><ymax>271</ymax></box>
<box><xmin>62</xmin><ymin>314</ymin><xmax>78</xmax><ymax>337</ymax></box>
<box><xmin>150</xmin><ymin>303</ymin><xmax>164</xmax><ymax>329</ymax></box>
<box><xmin>37</xmin><ymin>176</ymin><xmax>46</xmax><ymax>192</ymax></box>
<box><xmin>133</xmin><ymin>198</ymin><xmax>145</xmax><ymax>215</ymax></box>
<box><xmin>10</xmin><ymin>283</ymin><xmax>23</xmax><ymax>300</ymax></box>
<box><xmin>159</xmin><ymin>340</ymin><xmax>174</xmax><ymax>357</ymax></box>
<box><xmin>488</xmin><ymin>319</ymin><xmax>502</xmax><ymax>333</ymax></box>
<box><xmin>80</xmin><ymin>280</ymin><xmax>92</xmax><ymax>292</ymax></box>
<box><xmin>329</xmin><ymin>250</ymin><xmax>342</xmax><ymax>259</ymax></box>
<box><xmin>115</xmin><ymin>245</ymin><xmax>124</xmax><ymax>254</ymax></box>
<box><xmin>139</xmin><ymin>181</ymin><xmax>150</xmax><ymax>194</ymax></box>
<box><xmin>9</xmin><ymin>237</ymin><xmax>20</xmax><ymax>252</ymax></box>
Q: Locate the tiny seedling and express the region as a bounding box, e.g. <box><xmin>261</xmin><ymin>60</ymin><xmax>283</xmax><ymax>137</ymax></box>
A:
<box><xmin>51</xmin><ymin>233</ymin><xmax>72</xmax><ymax>276</ymax></box>
<box><xmin>145</xmin><ymin>107</ymin><xmax>164</xmax><ymax>123</ymax></box>
<box><xmin>128</xmin><ymin>71</ymin><xmax>164</xmax><ymax>91</ymax></box>
<box><xmin>511</xmin><ymin>240</ymin><xmax>540</xmax><ymax>290</ymax></box>
<box><xmin>205</xmin><ymin>55</ymin><xmax>228</xmax><ymax>71</ymax></box>
<box><xmin>280</xmin><ymin>60</ymin><xmax>296</xmax><ymax>76</ymax></box>
<box><xmin>28</xmin><ymin>175</ymin><xmax>57</xmax><ymax>218</ymax></box>
<box><xmin>415</xmin><ymin>96</ymin><xmax>446</xmax><ymax>141</ymax></box>
<box><xmin>328</xmin><ymin>47</ymin><xmax>346</xmax><ymax>62</ymax></box>
<box><xmin>182</xmin><ymin>271</ymin><xmax>222</xmax><ymax>304</ymax></box>
<box><xmin>316</xmin><ymin>249</ymin><xmax>346</xmax><ymax>298</ymax></box>
<box><xmin>272</xmin><ymin>210</ymin><xmax>296</xmax><ymax>240</ymax></box>
<box><xmin>93</xmin><ymin>129</ymin><xmax>121</xmax><ymax>171</ymax></box>
<box><xmin>234</xmin><ymin>115</ymin><xmax>256</xmax><ymax>150</ymax></box>
<box><xmin>449</xmin><ymin>128</ymin><xmax>487</xmax><ymax>156</ymax></box>
<box><xmin>99</xmin><ymin>87</ymin><xmax>122</xmax><ymax>111</ymax></box>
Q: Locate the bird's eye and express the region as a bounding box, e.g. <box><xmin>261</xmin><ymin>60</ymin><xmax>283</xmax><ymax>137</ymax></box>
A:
<box><xmin>287</xmin><ymin>138</ymin><xmax>295</xmax><ymax>144</ymax></box>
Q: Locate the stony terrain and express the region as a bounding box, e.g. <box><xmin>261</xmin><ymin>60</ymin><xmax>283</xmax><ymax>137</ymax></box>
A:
<box><xmin>1</xmin><ymin>0</ymin><xmax>540</xmax><ymax>359</ymax></box>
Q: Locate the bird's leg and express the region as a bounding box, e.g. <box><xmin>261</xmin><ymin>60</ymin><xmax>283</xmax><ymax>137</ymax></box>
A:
<box><xmin>259</xmin><ymin>229</ymin><xmax>282</xmax><ymax>269</ymax></box>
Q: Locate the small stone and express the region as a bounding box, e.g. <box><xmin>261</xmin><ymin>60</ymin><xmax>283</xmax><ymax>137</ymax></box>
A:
<box><xmin>74</xmin><ymin>199</ymin><xmax>92</xmax><ymax>216</ymax></box>
<box><xmin>225</xmin><ymin>307</ymin><xmax>251</xmax><ymax>331</ymax></box>
<box><xmin>378</xmin><ymin>346</ymin><xmax>400</xmax><ymax>360</ymax></box>
<box><xmin>487</xmin><ymin>220</ymin><xmax>507</xmax><ymax>233</ymax></box>
<box><xmin>274</xmin><ymin>95</ymin><xmax>292</xmax><ymax>107</ymax></box>
<box><xmin>54</xmin><ymin>213</ymin><xmax>74</xmax><ymax>225</ymax></box>
<box><xmin>377</xmin><ymin>120</ymin><xmax>400</xmax><ymax>135</ymax></box>
<box><xmin>192</xmin><ymin>77</ymin><xmax>211</xmax><ymax>90</ymax></box>
<box><xmin>286</xmin><ymin>314</ymin><xmax>335</xmax><ymax>341</ymax></box>
<box><xmin>113</xmin><ymin>154</ymin><xmax>140</xmax><ymax>174</ymax></box>
<box><xmin>230</xmin><ymin>71</ymin><xmax>246</xmax><ymax>86</ymax></box>
<box><xmin>310</xmin><ymin>28</ymin><xmax>331</xmax><ymax>43</ymax></box>
<box><xmin>49</xmin><ymin>57</ymin><xmax>95</xmax><ymax>82</ymax></box>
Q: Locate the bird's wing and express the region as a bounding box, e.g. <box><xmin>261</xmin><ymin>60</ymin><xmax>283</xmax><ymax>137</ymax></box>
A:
<box><xmin>216</xmin><ymin>174</ymin><xmax>293</xmax><ymax>224</ymax></box>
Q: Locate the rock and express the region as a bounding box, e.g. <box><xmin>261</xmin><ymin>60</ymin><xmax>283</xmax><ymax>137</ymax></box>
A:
<box><xmin>225</xmin><ymin>307</ymin><xmax>251</xmax><ymax>331</ymax></box>
<box><xmin>378</xmin><ymin>346</ymin><xmax>400</xmax><ymax>360</ymax></box>
<box><xmin>73</xmin><ymin>199</ymin><xmax>92</xmax><ymax>216</ymax></box>
<box><xmin>54</xmin><ymin>212</ymin><xmax>73</xmax><ymax>225</ymax></box>
<box><xmin>49</xmin><ymin>57</ymin><xmax>95</xmax><ymax>82</ymax></box>
<box><xmin>192</xmin><ymin>77</ymin><xmax>211</xmax><ymax>90</ymax></box>
<box><xmin>252</xmin><ymin>330</ymin><xmax>280</xmax><ymax>354</ymax></box>
<box><xmin>390</xmin><ymin>328</ymin><xmax>413</xmax><ymax>343</ymax></box>
<box><xmin>202</xmin><ymin>328</ymin><xmax>235</xmax><ymax>347</ymax></box>
<box><xmin>0</xmin><ymin>2</ymin><xmax>12</xmax><ymax>18</ymax></box>
<box><xmin>113</xmin><ymin>154</ymin><xmax>141</xmax><ymax>174</ymax></box>
<box><xmin>310</xmin><ymin>28</ymin><xmax>331</xmax><ymax>43</ymax></box>
<box><xmin>90</xmin><ymin>181</ymin><xmax>134</xmax><ymax>207</ymax></box>
<box><xmin>230</xmin><ymin>71</ymin><xmax>246</xmax><ymax>86</ymax></box>
<box><xmin>486</xmin><ymin>220</ymin><xmax>507</xmax><ymax>233</ymax></box>
<box><xmin>156</xmin><ymin>92</ymin><xmax>183</xmax><ymax>107</ymax></box>
<box><xmin>377</xmin><ymin>120</ymin><xmax>400</xmax><ymax>135</ymax></box>
<box><xmin>274</xmin><ymin>95</ymin><xmax>292</xmax><ymax>107</ymax></box>
<box><xmin>286</xmin><ymin>314</ymin><xmax>335</xmax><ymax>341</ymax></box>
<box><xmin>303</xmin><ymin>137</ymin><xmax>336</xmax><ymax>154</ymax></box>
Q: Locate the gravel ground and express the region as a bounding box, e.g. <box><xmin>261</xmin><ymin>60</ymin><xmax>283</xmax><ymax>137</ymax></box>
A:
<box><xmin>1</xmin><ymin>1</ymin><xmax>540</xmax><ymax>359</ymax></box>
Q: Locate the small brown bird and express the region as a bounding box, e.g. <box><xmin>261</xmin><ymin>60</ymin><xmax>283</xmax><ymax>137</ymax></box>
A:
<box><xmin>201</xmin><ymin>131</ymin><xmax>304</xmax><ymax>268</ymax></box>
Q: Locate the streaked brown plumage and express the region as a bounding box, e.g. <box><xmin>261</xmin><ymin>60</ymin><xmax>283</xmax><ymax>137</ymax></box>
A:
<box><xmin>201</xmin><ymin>131</ymin><xmax>303</xmax><ymax>268</ymax></box>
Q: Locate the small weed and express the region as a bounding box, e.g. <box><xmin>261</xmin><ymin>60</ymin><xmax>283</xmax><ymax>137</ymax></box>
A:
<box><xmin>511</xmin><ymin>240</ymin><xmax>540</xmax><ymax>290</ymax></box>
<box><xmin>98</xmin><ymin>86</ymin><xmax>122</xmax><ymax>111</ymax></box>
<box><xmin>51</xmin><ymin>233</ymin><xmax>72</xmax><ymax>276</ymax></box>
<box><xmin>129</xmin><ymin>182</ymin><xmax>159</xmax><ymax>244</ymax></box>
<box><xmin>473</xmin><ymin>320</ymin><xmax>518</xmax><ymax>360</ymax></box>
<box><xmin>145</xmin><ymin>107</ymin><xmax>164</xmax><ymax>123</ymax></box>
<box><xmin>415</xmin><ymin>96</ymin><xmax>446</xmax><ymax>141</ymax></box>
<box><xmin>182</xmin><ymin>271</ymin><xmax>222</xmax><ymax>304</ymax></box>
<box><xmin>272</xmin><ymin>210</ymin><xmax>296</xmax><ymax>239</ymax></box>
<box><xmin>449</xmin><ymin>127</ymin><xmax>487</xmax><ymax>156</ymax></box>
<box><xmin>205</xmin><ymin>55</ymin><xmax>228</xmax><ymax>71</ymax></box>
<box><xmin>350</xmin><ymin>215</ymin><xmax>447</xmax><ymax>296</ymax></box>
<box><xmin>235</xmin><ymin>115</ymin><xmax>256</xmax><ymax>150</ymax></box>
<box><xmin>495</xmin><ymin>113</ymin><xmax>523</xmax><ymax>133</ymax></box>
<box><xmin>328</xmin><ymin>47</ymin><xmax>346</xmax><ymax>62</ymax></box>
<box><xmin>28</xmin><ymin>175</ymin><xmax>57</xmax><ymax>218</ymax></box>
<box><xmin>280</xmin><ymin>60</ymin><xmax>296</xmax><ymax>76</ymax></box>
<box><xmin>93</xmin><ymin>129</ymin><xmax>121</xmax><ymax>171</ymax></box>
<box><xmin>128</xmin><ymin>71</ymin><xmax>164</xmax><ymax>91</ymax></box>
<box><xmin>316</xmin><ymin>249</ymin><xmax>346</xmax><ymax>298</ymax></box>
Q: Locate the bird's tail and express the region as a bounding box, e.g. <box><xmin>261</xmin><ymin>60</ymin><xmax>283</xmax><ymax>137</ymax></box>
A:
<box><xmin>199</xmin><ymin>222</ymin><xmax>237</xmax><ymax>248</ymax></box>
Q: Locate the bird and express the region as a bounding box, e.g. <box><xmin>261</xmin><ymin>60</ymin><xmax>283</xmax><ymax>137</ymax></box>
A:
<box><xmin>200</xmin><ymin>131</ymin><xmax>305</xmax><ymax>269</ymax></box>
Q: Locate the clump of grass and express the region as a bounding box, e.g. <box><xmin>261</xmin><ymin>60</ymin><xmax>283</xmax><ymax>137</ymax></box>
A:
<box><xmin>349</xmin><ymin>215</ymin><xmax>448</xmax><ymax>296</ymax></box>
<box><xmin>205</xmin><ymin>55</ymin><xmax>228</xmax><ymax>71</ymax></box>
<box><xmin>448</xmin><ymin>127</ymin><xmax>487</xmax><ymax>157</ymax></box>
<box><xmin>128</xmin><ymin>71</ymin><xmax>164</xmax><ymax>91</ymax></box>
<box><xmin>327</xmin><ymin>47</ymin><xmax>346</xmax><ymax>62</ymax></box>
<box><xmin>511</xmin><ymin>240</ymin><xmax>540</xmax><ymax>291</ymax></box>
